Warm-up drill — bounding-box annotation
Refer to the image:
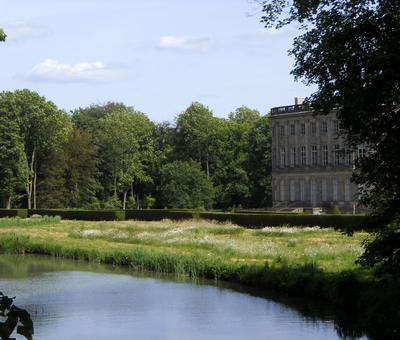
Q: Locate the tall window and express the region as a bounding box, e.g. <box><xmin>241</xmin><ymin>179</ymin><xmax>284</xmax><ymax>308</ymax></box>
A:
<box><xmin>322</xmin><ymin>145</ymin><xmax>328</xmax><ymax>166</ymax></box>
<box><xmin>272</xmin><ymin>149</ymin><xmax>277</xmax><ymax>167</ymax></box>
<box><xmin>301</xmin><ymin>146</ymin><xmax>306</xmax><ymax>165</ymax></box>
<box><xmin>346</xmin><ymin>148</ymin><xmax>352</xmax><ymax>165</ymax></box>
<box><xmin>311</xmin><ymin>122</ymin><xmax>316</xmax><ymax>134</ymax></box>
<box><xmin>290</xmin><ymin>124</ymin><xmax>295</xmax><ymax>135</ymax></box>
<box><xmin>311</xmin><ymin>145</ymin><xmax>317</xmax><ymax>166</ymax></box>
<box><xmin>334</xmin><ymin>144</ymin><xmax>340</xmax><ymax>165</ymax></box>
<box><xmin>290</xmin><ymin>147</ymin><xmax>296</xmax><ymax>167</ymax></box>
<box><xmin>279</xmin><ymin>126</ymin><xmax>285</xmax><ymax>136</ymax></box>
<box><xmin>321</xmin><ymin>121</ymin><xmax>327</xmax><ymax>133</ymax></box>
<box><xmin>357</xmin><ymin>144</ymin><xmax>366</xmax><ymax>159</ymax></box>
<box><xmin>280</xmin><ymin>148</ymin><xmax>286</xmax><ymax>167</ymax></box>
<box><xmin>333</xmin><ymin>120</ymin><xmax>339</xmax><ymax>133</ymax></box>
<box><xmin>301</xmin><ymin>123</ymin><xmax>305</xmax><ymax>135</ymax></box>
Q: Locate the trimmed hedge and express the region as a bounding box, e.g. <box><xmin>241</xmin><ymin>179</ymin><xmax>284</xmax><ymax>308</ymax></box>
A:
<box><xmin>198</xmin><ymin>212</ymin><xmax>372</xmax><ymax>230</ymax></box>
<box><xmin>0</xmin><ymin>209</ymin><xmax>28</xmax><ymax>218</ymax></box>
<box><xmin>0</xmin><ymin>208</ymin><xmax>372</xmax><ymax>230</ymax></box>
<box><xmin>28</xmin><ymin>209</ymin><xmax>125</xmax><ymax>221</ymax></box>
<box><xmin>125</xmin><ymin>209</ymin><xmax>194</xmax><ymax>221</ymax></box>
<box><xmin>126</xmin><ymin>209</ymin><xmax>372</xmax><ymax>230</ymax></box>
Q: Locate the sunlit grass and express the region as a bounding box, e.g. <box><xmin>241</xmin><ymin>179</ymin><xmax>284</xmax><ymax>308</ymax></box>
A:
<box><xmin>0</xmin><ymin>217</ymin><xmax>367</xmax><ymax>272</ymax></box>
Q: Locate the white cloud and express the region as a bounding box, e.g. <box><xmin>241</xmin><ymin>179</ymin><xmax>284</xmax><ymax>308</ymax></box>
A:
<box><xmin>24</xmin><ymin>59</ymin><xmax>117</xmax><ymax>83</ymax></box>
<box><xmin>238</xmin><ymin>28</ymin><xmax>283</xmax><ymax>46</ymax></box>
<box><xmin>3</xmin><ymin>21</ymin><xmax>48</xmax><ymax>41</ymax></box>
<box><xmin>158</xmin><ymin>35</ymin><xmax>209</xmax><ymax>53</ymax></box>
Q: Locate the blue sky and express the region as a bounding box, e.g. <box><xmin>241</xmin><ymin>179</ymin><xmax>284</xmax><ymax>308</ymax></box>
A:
<box><xmin>0</xmin><ymin>0</ymin><xmax>313</xmax><ymax>121</ymax></box>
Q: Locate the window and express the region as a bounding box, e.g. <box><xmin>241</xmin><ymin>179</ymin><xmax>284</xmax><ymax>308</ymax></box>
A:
<box><xmin>301</xmin><ymin>146</ymin><xmax>307</xmax><ymax>165</ymax></box>
<box><xmin>290</xmin><ymin>124</ymin><xmax>295</xmax><ymax>135</ymax></box>
<box><xmin>311</xmin><ymin>145</ymin><xmax>317</xmax><ymax>166</ymax></box>
<box><xmin>357</xmin><ymin>144</ymin><xmax>366</xmax><ymax>159</ymax></box>
<box><xmin>311</xmin><ymin>122</ymin><xmax>316</xmax><ymax>134</ymax></box>
<box><xmin>290</xmin><ymin>147</ymin><xmax>296</xmax><ymax>167</ymax></box>
<box><xmin>272</xmin><ymin>149</ymin><xmax>277</xmax><ymax>167</ymax></box>
<box><xmin>301</xmin><ymin>123</ymin><xmax>305</xmax><ymax>135</ymax></box>
<box><xmin>346</xmin><ymin>148</ymin><xmax>352</xmax><ymax>165</ymax></box>
<box><xmin>334</xmin><ymin>144</ymin><xmax>340</xmax><ymax>165</ymax></box>
<box><xmin>280</xmin><ymin>148</ymin><xmax>286</xmax><ymax>167</ymax></box>
<box><xmin>333</xmin><ymin>120</ymin><xmax>339</xmax><ymax>133</ymax></box>
<box><xmin>322</xmin><ymin>145</ymin><xmax>328</xmax><ymax>166</ymax></box>
<box><xmin>279</xmin><ymin>126</ymin><xmax>285</xmax><ymax>136</ymax></box>
<box><xmin>321</xmin><ymin>121</ymin><xmax>327</xmax><ymax>133</ymax></box>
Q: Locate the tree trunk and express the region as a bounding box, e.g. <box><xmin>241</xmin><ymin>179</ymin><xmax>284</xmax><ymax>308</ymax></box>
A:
<box><xmin>33</xmin><ymin>162</ymin><xmax>37</xmax><ymax>209</ymax></box>
<box><xmin>27</xmin><ymin>149</ymin><xmax>35</xmax><ymax>210</ymax></box>
<box><xmin>6</xmin><ymin>195</ymin><xmax>11</xmax><ymax>209</ymax></box>
<box><xmin>136</xmin><ymin>192</ymin><xmax>140</xmax><ymax>209</ymax></box>
<box><xmin>206</xmin><ymin>151</ymin><xmax>210</xmax><ymax>179</ymax></box>
<box><xmin>122</xmin><ymin>191</ymin><xmax>127</xmax><ymax>210</ymax></box>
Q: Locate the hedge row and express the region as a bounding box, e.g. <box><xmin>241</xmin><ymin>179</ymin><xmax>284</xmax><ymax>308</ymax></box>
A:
<box><xmin>29</xmin><ymin>209</ymin><xmax>125</xmax><ymax>221</ymax></box>
<box><xmin>0</xmin><ymin>209</ymin><xmax>28</xmax><ymax>218</ymax></box>
<box><xmin>0</xmin><ymin>208</ymin><xmax>373</xmax><ymax>230</ymax></box>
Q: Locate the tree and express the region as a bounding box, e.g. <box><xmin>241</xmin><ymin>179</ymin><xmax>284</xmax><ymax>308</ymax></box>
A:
<box><xmin>0</xmin><ymin>28</ymin><xmax>5</xmax><ymax>42</ymax></box>
<box><xmin>38</xmin><ymin>128</ymin><xmax>100</xmax><ymax>208</ymax></box>
<box><xmin>0</xmin><ymin>115</ymin><xmax>27</xmax><ymax>208</ymax></box>
<box><xmin>247</xmin><ymin>114</ymin><xmax>272</xmax><ymax>207</ymax></box>
<box><xmin>0</xmin><ymin>90</ymin><xmax>71</xmax><ymax>209</ymax></box>
<box><xmin>260</xmin><ymin>0</ymin><xmax>400</xmax><ymax>275</ymax></box>
<box><xmin>176</xmin><ymin>102</ymin><xmax>217</xmax><ymax>178</ymax></box>
<box><xmin>160</xmin><ymin>161</ymin><xmax>214</xmax><ymax>209</ymax></box>
<box><xmin>98</xmin><ymin>109</ymin><xmax>155</xmax><ymax>209</ymax></box>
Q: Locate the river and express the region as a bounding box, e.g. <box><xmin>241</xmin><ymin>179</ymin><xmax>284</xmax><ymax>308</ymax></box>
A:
<box><xmin>0</xmin><ymin>255</ymin><xmax>367</xmax><ymax>339</ymax></box>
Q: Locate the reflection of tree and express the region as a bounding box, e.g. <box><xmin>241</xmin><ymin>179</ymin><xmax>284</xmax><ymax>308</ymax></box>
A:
<box><xmin>0</xmin><ymin>292</ymin><xmax>34</xmax><ymax>340</ymax></box>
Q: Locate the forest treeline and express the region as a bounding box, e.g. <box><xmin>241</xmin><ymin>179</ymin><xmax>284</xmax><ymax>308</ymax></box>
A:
<box><xmin>0</xmin><ymin>89</ymin><xmax>272</xmax><ymax>210</ymax></box>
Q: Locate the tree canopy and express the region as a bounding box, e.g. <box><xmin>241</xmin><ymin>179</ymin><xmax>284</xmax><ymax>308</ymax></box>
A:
<box><xmin>260</xmin><ymin>0</ymin><xmax>400</xmax><ymax>275</ymax></box>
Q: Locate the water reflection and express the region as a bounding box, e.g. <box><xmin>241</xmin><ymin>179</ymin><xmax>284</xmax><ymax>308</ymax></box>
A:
<box><xmin>0</xmin><ymin>255</ymin><xmax>369</xmax><ymax>340</ymax></box>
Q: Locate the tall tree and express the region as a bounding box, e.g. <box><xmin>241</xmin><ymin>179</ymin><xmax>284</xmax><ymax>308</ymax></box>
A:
<box><xmin>98</xmin><ymin>109</ymin><xmax>155</xmax><ymax>209</ymax></box>
<box><xmin>176</xmin><ymin>102</ymin><xmax>217</xmax><ymax>178</ymax></box>
<box><xmin>0</xmin><ymin>113</ymin><xmax>27</xmax><ymax>208</ymax></box>
<box><xmin>0</xmin><ymin>90</ymin><xmax>71</xmax><ymax>209</ymax></box>
<box><xmin>260</xmin><ymin>0</ymin><xmax>400</xmax><ymax>275</ymax></box>
<box><xmin>39</xmin><ymin>128</ymin><xmax>100</xmax><ymax>208</ymax></box>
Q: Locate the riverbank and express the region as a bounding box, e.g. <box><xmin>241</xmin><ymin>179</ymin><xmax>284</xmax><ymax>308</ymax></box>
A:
<box><xmin>0</xmin><ymin>217</ymin><xmax>398</xmax><ymax>338</ymax></box>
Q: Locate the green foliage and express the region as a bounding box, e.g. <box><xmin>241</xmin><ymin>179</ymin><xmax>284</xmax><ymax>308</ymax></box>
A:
<box><xmin>39</xmin><ymin>127</ymin><xmax>100</xmax><ymax>208</ymax></box>
<box><xmin>358</xmin><ymin>219</ymin><xmax>400</xmax><ymax>277</ymax></box>
<box><xmin>160</xmin><ymin>161</ymin><xmax>214</xmax><ymax>209</ymax></box>
<box><xmin>0</xmin><ymin>209</ymin><xmax>28</xmax><ymax>218</ymax></box>
<box><xmin>0</xmin><ymin>28</ymin><xmax>6</xmax><ymax>42</ymax></box>
<box><xmin>143</xmin><ymin>195</ymin><xmax>155</xmax><ymax>209</ymax></box>
<box><xmin>260</xmin><ymin>0</ymin><xmax>400</xmax><ymax>276</ymax></box>
<box><xmin>28</xmin><ymin>209</ymin><xmax>125</xmax><ymax>221</ymax></box>
<box><xmin>0</xmin><ymin>113</ymin><xmax>28</xmax><ymax>208</ymax></box>
<box><xmin>104</xmin><ymin>195</ymin><xmax>121</xmax><ymax>210</ymax></box>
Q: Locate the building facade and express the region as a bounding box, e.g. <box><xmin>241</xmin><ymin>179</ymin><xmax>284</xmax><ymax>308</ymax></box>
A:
<box><xmin>271</xmin><ymin>99</ymin><xmax>364</xmax><ymax>212</ymax></box>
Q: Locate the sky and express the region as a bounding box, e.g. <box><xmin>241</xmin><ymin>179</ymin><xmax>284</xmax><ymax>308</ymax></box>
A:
<box><xmin>0</xmin><ymin>0</ymin><xmax>313</xmax><ymax>122</ymax></box>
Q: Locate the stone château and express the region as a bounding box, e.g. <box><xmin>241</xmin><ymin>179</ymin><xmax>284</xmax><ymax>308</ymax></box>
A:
<box><xmin>271</xmin><ymin>98</ymin><xmax>365</xmax><ymax>212</ymax></box>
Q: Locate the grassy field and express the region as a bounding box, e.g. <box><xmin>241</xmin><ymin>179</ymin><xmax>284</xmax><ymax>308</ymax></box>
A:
<box><xmin>0</xmin><ymin>216</ymin><xmax>368</xmax><ymax>273</ymax></box>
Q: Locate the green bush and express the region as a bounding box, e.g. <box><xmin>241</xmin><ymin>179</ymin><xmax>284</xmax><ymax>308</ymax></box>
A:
<box><xmin>198</xmin><ymin>212</ymin><xmax>370</xmax><ymax>230</ymax></box>
<box><xmin>0</xmin><ymin>209</ymin><xmax>28</xmax><ymax>218</ymax></box>
<box><xmin>125</xmin><ymin>209</ymin><xmax>193</xmax><ymax>221</ymax></box>
<box><xmin>28</xmin><ymin>209</ymin><xmax>125</xmax><ymax>221</ymax></box>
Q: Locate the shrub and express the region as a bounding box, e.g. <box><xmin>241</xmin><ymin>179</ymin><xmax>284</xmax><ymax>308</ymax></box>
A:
<box><xmin>0</xmin><ymin>209</ymin><xmax>28</xmax><ymax>218</ymax></box>
<box><xmin>28</xmin><ymin>209</ymin><xmax>125</xmax><ymax>221</ymax></box>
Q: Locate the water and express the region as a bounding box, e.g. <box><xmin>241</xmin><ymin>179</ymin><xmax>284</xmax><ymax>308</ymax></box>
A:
<box><xmin>0</xmin><ymin>255</ymin><xmax>366</xmax><ymax>340</ymax></box>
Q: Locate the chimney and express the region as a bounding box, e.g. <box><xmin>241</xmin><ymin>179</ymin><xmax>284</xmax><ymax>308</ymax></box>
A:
<box><xmin>294</xmin><ymin>97</ymin><xmax>305</xmax><ymax>105</ymax></box>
